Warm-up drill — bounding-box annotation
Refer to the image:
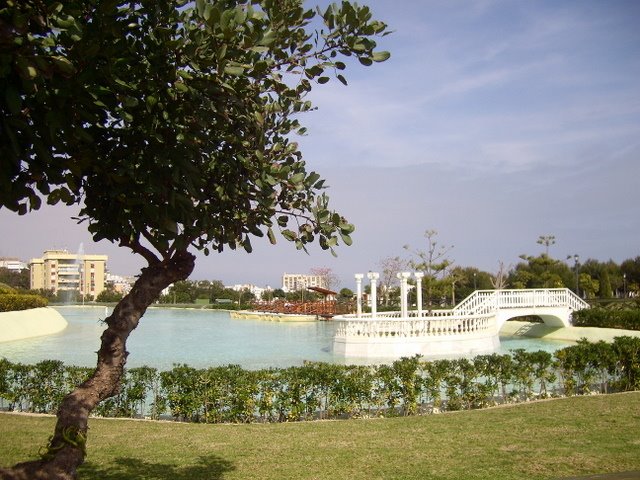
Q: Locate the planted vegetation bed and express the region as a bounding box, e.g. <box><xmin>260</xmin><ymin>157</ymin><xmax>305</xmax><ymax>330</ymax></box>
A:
<box><xmin>573</xmin><ymin>304</ymin><xmax>640</xmax><ymax>330</ymax></box>
<box><xmin>1</xmin><ymin>392</ymin><xmax>639</xmax><ymax>480</ymax></box>
<box><xmin>2</xmin><ymin>336</ymin><xmax>639</xmax><ymax>423</ymax></box>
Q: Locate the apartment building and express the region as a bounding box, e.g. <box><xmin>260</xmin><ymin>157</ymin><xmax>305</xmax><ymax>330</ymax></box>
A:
<box><xmin>281</xmin><ymin>273</ymin><xmax>326</xmax><ymax>293</ymax></box>
<box><xmin>29</xmin><ymin>250</ymin><xmax>108</xmax><ymax>300</ymax></box>
<box><xmin>0</xmin><ymin>257</ymin><xmax>28</xmax><ymax>271</ymax></box>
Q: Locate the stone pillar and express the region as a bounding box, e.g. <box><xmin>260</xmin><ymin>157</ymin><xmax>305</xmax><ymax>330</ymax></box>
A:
<box><xmin>414</xmin><ymin>272</ymin><xmax>424</xmax><ymax>317</ymax></box>
<box><xmin>398</xmin><ymin>271</ymin><xmax>411</xmax><ymax>318</ymax></box>
<box><xmin>355</xmin><ymin>273</ymin><xmax>364</xmax><ymax>318</ymax></box>
<box><xmin>367</xmin><ymin>272</ymin><xmax>379</xmax><ymax>318</ymax></box>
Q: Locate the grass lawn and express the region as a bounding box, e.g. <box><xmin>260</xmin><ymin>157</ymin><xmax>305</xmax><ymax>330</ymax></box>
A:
<box><xmin>1</xmin><ymin>392</ymin><xmax>639</xmax><ymax>479</ymax></box>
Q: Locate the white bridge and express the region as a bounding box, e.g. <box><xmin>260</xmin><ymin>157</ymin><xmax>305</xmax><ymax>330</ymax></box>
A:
<box><xmin>333</xmin><ymin>276</ymin><xmax>589</xmax><ymax>359</ymax></box>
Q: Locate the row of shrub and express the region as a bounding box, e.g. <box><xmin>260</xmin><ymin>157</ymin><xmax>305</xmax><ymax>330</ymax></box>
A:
<box><xmin>573</xmin><ymin>306</ymin><xmax>640</xmax><ymax>330</ymax></box>
<box><xmin>0</xmin><ymin>294</ymin><xmax>48</xmax><ymax>312</ymax></box>
<box><xmin>1</xmin><ymin>336</ymin><xmax>639</xmax><ymax>423</ymax></box>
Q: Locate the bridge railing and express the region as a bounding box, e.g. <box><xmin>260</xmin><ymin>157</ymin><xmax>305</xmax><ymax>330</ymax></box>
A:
<box><xmin>334</xmin><ymin>313</ymin><xmax>496</xmax><ymax>340</ymax></box>
<box><xmin>453</xmin><ymin>291</ymin><xmax>497</xmax><ymax>315</ymax></box>
<box><xmin>334</xmin><ymin>288</ymin><xmax>589</xmax><ymax>327</ymax></box>
<box><xmin>454</xmin><ymin>288</ymin><xmax>589</xmax><ymax>314</ymax></box>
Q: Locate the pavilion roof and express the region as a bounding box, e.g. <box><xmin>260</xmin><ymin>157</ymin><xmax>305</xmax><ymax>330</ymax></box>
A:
<box><xmin>307</xmin><ymin>286</ymin><xmax>337</xmax><ymax>296</ymax></box>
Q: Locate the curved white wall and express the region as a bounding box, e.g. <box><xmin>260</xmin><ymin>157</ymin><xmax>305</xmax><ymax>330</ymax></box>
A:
<box><xmin>0</xmin><ymin>307</ymin><xmax>68</xmax><ymax>342</ymax></box>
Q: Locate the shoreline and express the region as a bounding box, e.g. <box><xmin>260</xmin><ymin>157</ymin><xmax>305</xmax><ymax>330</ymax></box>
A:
<box><xmin>500</xmin><ymin>320</ymin><xmax>640</xmax><ymax>342</ymax></box>
<box><xmin>230</xmin><ymin>310</ymin><xmax>318</xmax><ymax>322</ymax></box>
<box><xmin>0</xmin><ymin>307</ymin><xmax>68</xmax><ymax>343</ymax></box>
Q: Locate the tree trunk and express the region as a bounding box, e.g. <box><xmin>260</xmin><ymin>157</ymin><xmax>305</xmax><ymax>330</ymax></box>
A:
<box><xmin>0</xmin><ymin>250</ymin><xmax>195</xmax><ymax>480</ymax></box>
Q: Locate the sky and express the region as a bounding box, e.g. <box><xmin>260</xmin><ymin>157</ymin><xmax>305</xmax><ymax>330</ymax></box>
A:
<box><xmin>1</xmin><ymin>0</ymin><xmax>639</xmax><ymax>290</ymax></box>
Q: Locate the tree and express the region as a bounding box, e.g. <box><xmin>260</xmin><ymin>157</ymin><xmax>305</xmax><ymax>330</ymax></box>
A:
<box><xmin>451</xmin><ymin>266</ymin><xmax>493</xmax><ymax>302</ymax></box>
<box><xmin>0</xmin><ymin>1</ymin><xmax>389</xmax><ymax>477</ymax></box>
<box><xmin>377</xmin><ymin>256</ymin><xmax>407</xmax><ymax>307</ymax></box>
<box><xmin>404</xmin><ymin>230</ymin><xmax>454</xmax><ymax>312</ymax></box>
<box><xmin>162</xmin><ymin>280</ymin><xmax>198</xmax><ymax>304</ymax></box>
<box><xmin>537</xmin><ymin>235</ymin><xmax>556</xmax><ymax>257</ymax></box>
<box><xmin>508</xmin><ymin>254</ymin><xmax>572</xmax><ymax>289</ymax></box>
<box><xmin>338</xmin><ymin>287</ymin><xmax>354</xmax><ymax>301</ymax></box>
<box><xmin>95</xmin><ymin>284</ymin><xmax>123</xmax><ymax>303</ymax></box>
<box><xmin>0</xmin><ymin>268</ymin><xmax>29</xmax><ymax>290</ymax></box>
<box><xmin>271</xmin><ymin>288</ymin><xmax>286</xmax><ymax>299</ymax></box>
<box><xmin>599</xmin><ymin>270</ymin><xmax>613</xmax><ymax>299</ymax></box>
<box><xmin>309</xmin><ymin>266</ymin><xmax>339</xmax><ymax>292</ymax></box>
<box><xmin>491</xmin><ymin>261</ymin><xmax>510</xmax><ymax>290</ymax></box>
<box><xmin>621</xmin><ymin>257</ymin><xmax>640</xmax><ymax>297</ymax></box>
<box><xmin>579</xmin><ymin>273</ymin><xmax>600</xmax><ymax>300</ymax></box>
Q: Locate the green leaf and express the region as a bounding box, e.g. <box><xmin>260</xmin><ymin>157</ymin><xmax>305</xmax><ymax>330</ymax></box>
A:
<box><xmin>372</xmin><ymin>51</ymin><xmax>391</xmax><ymax>62</ymax></box>
<box><xmin>290</xmin><ymin>172</ymin><xmax>305</xmax><ymax>185</ymax></box>
<box><xmin>224</xmin><ymin>65</ymin><xmax>245</xmax><ymax>76</ymax></box>
<box><xmin>267</xmin><ymin>227</ymin><xmax>277</xmax><ymax>245</ymax></box>
<box><xmin>282</xmin><ymin>230</ymin><xmax>297</xmax><ymax>241</ymax></box>
<box><xmin>358</xmin><ymin>57</ymin><xmax>373</xmax><ymax>66</ymax></box>
<box><xmin>306</xmin><ymin>172</ymin><xmax>321</xmax><ymax>186</ymax></box>
<box><xmin>175</xmin><ymin>82</ymin><xmax>189</xmax><ymax>93</ymax></box>
<box><xmin>340</xmin><ymin>232</ymin><xmax>353</xmax><ymax>246</ymax></box>
<box><xmin>51</xmin><ymin>56</ymin><xmax>76</xmax><ymax>75</ymax></box>
<box><xmin>146</xmin><ymin>95</ymin><xmax>158</xmax><ymax>108</ymax></box>
<box><xmin>196</xmin><ymin>0</ymin><xmax>205</xmax><ymax>16</ymax></box>
<box><xmin>259</xmin><ymin>30</ymin><xmax>276</xmax><ymax>46</ymax></box>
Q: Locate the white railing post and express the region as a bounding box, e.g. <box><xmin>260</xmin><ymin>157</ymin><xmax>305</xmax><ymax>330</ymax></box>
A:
<box><xmin>367</xmin><ymin>272</ymin><xmax>379</xmax><ymax>318</ymax></box>
<box><xmin>355</xmin><ymin>273</ymin><xmax>364</xmax><ymax>318</ymax></box>
<box><xmin>414</xmin><ymin>272</ymin><xmax>424</xmax><ymax>317</ymax></box>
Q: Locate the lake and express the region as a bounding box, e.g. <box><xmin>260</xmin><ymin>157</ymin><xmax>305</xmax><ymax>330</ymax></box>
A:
<box><xmin>0</xmin><ymin>306</ymin><xmax>574</xmax><ymax>370</ymax></box>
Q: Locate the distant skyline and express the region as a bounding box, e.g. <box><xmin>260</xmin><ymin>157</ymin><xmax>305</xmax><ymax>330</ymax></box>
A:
<box><xmin>2</xmin><ymin>0</ymin><xmax>639</xmax><ymax>289</ymax></box>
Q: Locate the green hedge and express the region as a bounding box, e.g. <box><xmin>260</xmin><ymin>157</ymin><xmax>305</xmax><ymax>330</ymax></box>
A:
<box><xmin>0</xmin><ymin>294</ymin><xmax>48</xmax><ymax>312</ymax></box>
<box><xmin>573</xmin><ymin>307</ymin><xmax>640</xmax><ymax>330</ymax></box>
<box><xmin>2</xmin><ymin>336</ymin><xmax>639</xmax><ymax>422</ymax></box>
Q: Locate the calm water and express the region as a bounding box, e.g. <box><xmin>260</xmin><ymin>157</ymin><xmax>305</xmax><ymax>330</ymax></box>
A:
<box><xmin>0</xmin><ymin>307</ymin><xmax>574</xmax><ymax>370</ymax></box>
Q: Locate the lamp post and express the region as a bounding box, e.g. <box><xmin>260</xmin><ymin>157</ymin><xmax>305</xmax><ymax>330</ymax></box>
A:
<box><xmin>570</xmin><ymin>254</ymin><xmax>580</xmax><ymax>297</ymax></box>
<box><xmin>623</xmin><ymin>273</ymin><xmax>627</xmax><ymax>298</ymax></box>
<box><xmin>473</xmin><ymin>272</ymin><xmax>477</xmax><ymax>291</ymax></box>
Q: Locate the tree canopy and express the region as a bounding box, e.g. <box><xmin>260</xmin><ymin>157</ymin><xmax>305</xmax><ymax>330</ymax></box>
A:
<box><xmin>2</xmin><ymin>0</ymin><xmax>390</xmax><ymax>263</ymax></box>
<box><xmin>0</xmin><ymin>1</ymin><xmax>390</xmax><ymax>477</ymax></box>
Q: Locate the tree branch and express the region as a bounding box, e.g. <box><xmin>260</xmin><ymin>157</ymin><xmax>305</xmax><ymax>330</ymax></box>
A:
<box><xmin>119</xmin><ymin>236</ymin><xmax>161</xmax><ymax>265</ymax></box>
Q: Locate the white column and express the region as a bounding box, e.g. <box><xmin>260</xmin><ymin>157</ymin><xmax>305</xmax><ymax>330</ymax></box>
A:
<box><xmin>367</xmin><ymin>272</ymin><xmax>379</xmax><ymax>318</ymax></box>
<box><xmin>355</xmin><ymin>273</ymin><xmax>364</xmax><ymax>318</ymax></box>
<box><xmin>414</xmin><ymin>272</ymin><xmax>424</xmax><ymax>317</ymax></box>
<box><xmin>398</xmin><ymin>271</ymin><xmax>411</xmax><ymax>318</ymax></box>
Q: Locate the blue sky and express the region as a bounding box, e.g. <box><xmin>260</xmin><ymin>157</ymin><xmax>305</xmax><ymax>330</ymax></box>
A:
<box><xmin>2</xmin><ymin>0</ymin><xmax>639</xmax><ymax>289</ymax></box>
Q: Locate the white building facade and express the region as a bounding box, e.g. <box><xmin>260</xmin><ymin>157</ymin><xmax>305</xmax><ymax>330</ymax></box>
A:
<box><xmin>281</xmin><ymin>273</ymin><xmax>326</xmax><ymax>293</ymax></box>
<box><xmin>29</xmin><ymin>250</ymin><xmax>108</xmax><ymax>300</ymax></box>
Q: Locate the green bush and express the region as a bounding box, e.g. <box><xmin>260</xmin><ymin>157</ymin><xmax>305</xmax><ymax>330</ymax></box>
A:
<box><xmin>0</xmin><ymin>294</ymin><xmax>48</xmax><ymax>312</ymax></box>
<box><xmin>0</xmin><ymin>283</ymin><xmax>16</xmax><ymax>294</ymax></box>
<box><xmin>2</xmin><ymin>337</ymin><xmax>639</xmax><ymax>422</ymax></box>
<box><xmin>573</xmin><ymin>307</ymin><xmax>640</xmax><ymax>330</ymax></box>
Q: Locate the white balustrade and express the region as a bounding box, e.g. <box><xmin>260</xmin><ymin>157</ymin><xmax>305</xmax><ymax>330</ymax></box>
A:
<box><xmin>334</xmin><ymin>314</ymin><xmax>495</xmax><ymax>340</ymax></box>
